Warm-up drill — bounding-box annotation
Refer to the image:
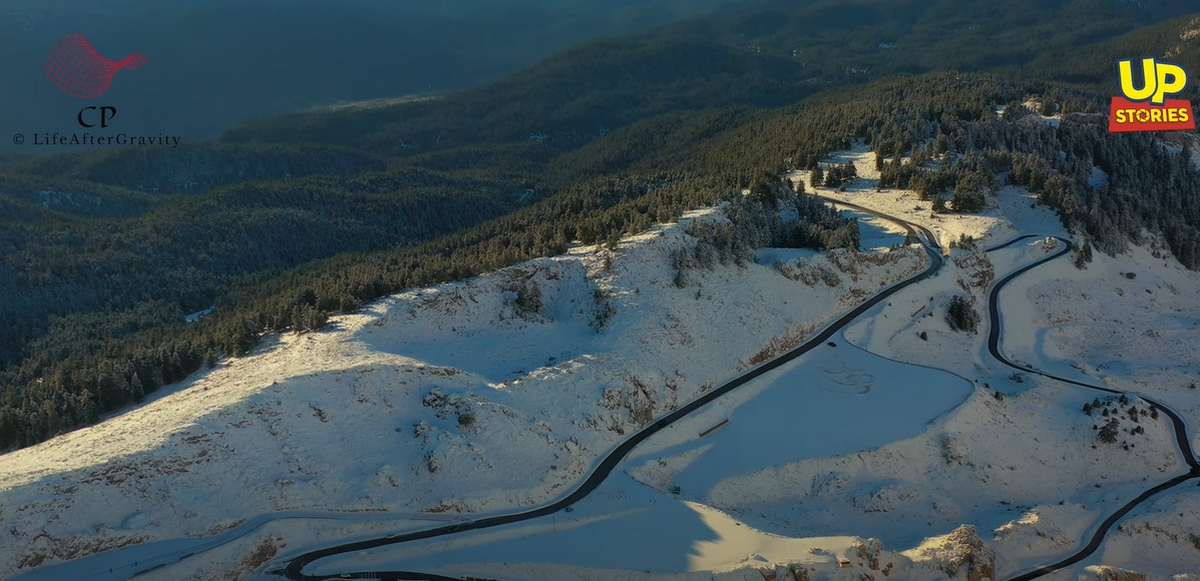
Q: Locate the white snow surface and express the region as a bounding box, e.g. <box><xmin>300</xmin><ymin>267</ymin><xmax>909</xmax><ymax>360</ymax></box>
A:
<box><xmin>0</xmin><ymin>204</ymin><xmax>927</xmax><ymax>580</ymax></box>
<box><xmin>4</xmin><ymin>145</ymin><xmax>1200</xmax><ymax>581</ymax></box>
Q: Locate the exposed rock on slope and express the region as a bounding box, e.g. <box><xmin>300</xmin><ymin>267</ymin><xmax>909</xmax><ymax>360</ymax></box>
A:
<box><xmin>906</xmin><ymin>525</ymin><xmax>997</xmax><ymax>581</ymax></box>
<box><xmin>1087</xmin><ymin>565</ymin><xmax>1148</xmax><ymax>581</ymax></box>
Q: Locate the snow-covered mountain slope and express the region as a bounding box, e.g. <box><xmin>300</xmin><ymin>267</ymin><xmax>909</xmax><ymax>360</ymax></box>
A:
<box><xmin>4</xmin><ymin>144</ymin><xmax>1199</xmax><ymax>581</ymax></box>
<box><xmin>0</xmin><ymin>205</ymin><xmax>926</xmax><ymax>580</ymax></box>
<box><xmin>788</xmin><ymin>148</ymin><xmax>1200</xmax><ymax>580</ymax></box>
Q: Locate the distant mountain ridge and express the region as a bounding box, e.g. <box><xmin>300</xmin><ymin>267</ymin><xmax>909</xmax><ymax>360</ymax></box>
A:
<box><xmin>0</xmin><ymin>0</ymin><xmax>762</xmax><ymax>153</ymax></box>
<box><xmin>219</xmin><ymin>0</ymin><xmax>1200</xmax><ymax>157</ymax></box>
<box><xmin>2</xmin><ymin>0</ymin><xmax>1200</xmax><ymax>454</ymax></box>
<box><xmin>1111</xmin><ymin>0</ymin><xmax>1199</xmax><ymax>21</ymax></box>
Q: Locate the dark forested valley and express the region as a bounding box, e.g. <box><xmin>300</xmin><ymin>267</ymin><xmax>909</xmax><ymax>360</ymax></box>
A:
<box><xmin>0</xmin><ymin>0</ymin><xmax>764</xmax><ymax>152</ymax></box>
<box><xmin>1</xmin><ymin>0</ymin><xmax>1199</xmax><ymax>451</ymax></box>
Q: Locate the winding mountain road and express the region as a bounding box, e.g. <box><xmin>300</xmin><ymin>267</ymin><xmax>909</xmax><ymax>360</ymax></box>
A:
<box><xmin>984</xmin><ymin>235</ymin><xmax>1200</xmax><ymax>581</ymax></box>
<box><xmin>274</xmin><ymin>200</ymin><xmax>946</xmax><ymax>580</ymax></box>
<box><xmin>42</xmin><ymin>200</ymin><xmax>1191</xmax><ymax>581</ymax></box>
<box><xmin>277</xmin><ymin>213</ymin><xmax>1198</xmax><ymax>581</ymax></box>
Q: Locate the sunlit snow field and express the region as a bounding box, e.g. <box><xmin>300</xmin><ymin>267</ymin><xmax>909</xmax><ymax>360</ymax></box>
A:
<box><xmin>300</xmin><ymin>334</ymin><xmax>972</xmax><ymax>578</ymax></box>
<box><xmin>5</xmin><ymin>144</ymin><xmax>1200</xmax><ymax>581</ymax></box>
<box><xmin>654</xmin><ymin>338</ymin><xmax>971</xmax><ymax>496</ymax></box>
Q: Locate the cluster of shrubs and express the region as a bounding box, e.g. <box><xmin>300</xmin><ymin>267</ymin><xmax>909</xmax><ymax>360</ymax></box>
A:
<box><xmin>810</xmin><ymin>161</ymin><xmax>859</xmax><ymax>190</ymax></box>
<box><xmin>1083</xmin><ymin>395</ymin><xmax>1156</xmax><ymax>447</ymax></box>
<box><xmin>945</xmin><ymin>294</ymin><xmax>980</xmax><ymax>333</ymax></box>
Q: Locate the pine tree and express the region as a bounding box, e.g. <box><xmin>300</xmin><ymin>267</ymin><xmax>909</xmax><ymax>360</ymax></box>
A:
<box><xmin>935</xmin><ymin>134</ymin><xmax>949</xmax><ymax>155</ymax></box>
<box><xmin>950</xmin><ymin>171</ymin><xmax>986</xmax><ymax>213</ymax></box>
<box><xmin>41</xmin><ymin>400</ymin><xmax>60</xmax><ymax>438</ymax></box>
<box><xmin>945</xmin><ymin>295</ymin><xmax>979</xmax><ymax>332</ymax></box>
<box><xmin>0</xmin><ymin>407</ymin><xmax>16</xmax><ymax>451</ymax></box>
<box><xmin>824</xmin><ymin>168</ymin><xmax>839</xmax><ymax>188</ymax></box>
<box><xmin>515</xmin><ymin>281</ymin><xmax>544</xmax><ymax>316</ymax></box>
<box><xmin>1098</xmin><ymin>418</ymin><xmax>1120</xmax><ymax>444</ymax></box>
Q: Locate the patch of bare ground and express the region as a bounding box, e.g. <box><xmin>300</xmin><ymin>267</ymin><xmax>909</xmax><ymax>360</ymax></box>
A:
<box><xmin>953</xmin><ymin>251</ymin><xmax>994</xmax><ymax>293</ymax></box>
<box><xmin>230</xmin><ymin>535</ymin><xmax>281</xmax><ymax>581</ymax></box>
<box><xmin>1086</xmin><ymin>565</ymin><xmax>1147</xmax><ymax>581</ymax></box>
<box><xmin>343</xmin><ymin>506</ymin><xmax>389</xmax><ymax>513</ymax></box>
<box><xmin>193</xmin><ymin>518</ymin><xmax>246</xmax><ymax>537</ymax></box>
<box><xmin>827</xmin><ymin>247</ymin><xmax>922</xmax><ymax>282</ymax></box>
<box><xmin>79</xmin><ymin>448</ymin><xmax>220</xmax><ymax>485</ymax></box>
<box><xmin>16</xmin><ymin>532</ymin><xmax>149</xmax><ymax>570</ymax></box>
<box><xmin>839</xmin><ymin>288</ymin><xmax>872</xmax><ymax>306</ymax></box>
<box><xmin>424</xmin><ymin>500</ymin><xmax>472</xmax><ymax>514</ymax></box>
<box><xmin>744</xmin><ymin>322</ymin><xmax>819</xmax><ymax>368</ymax></box>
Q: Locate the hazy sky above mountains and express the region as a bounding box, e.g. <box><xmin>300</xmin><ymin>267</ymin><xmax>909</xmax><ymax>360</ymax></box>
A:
<box><xmin>6</xmin><ymin>0</ymin><xmax>1190</xmax><ymax>153</ymax></box>
<box><xmin>0</xmin><ymin>0</ymin><xmax>754</xmax><ymax>151</ymax></box>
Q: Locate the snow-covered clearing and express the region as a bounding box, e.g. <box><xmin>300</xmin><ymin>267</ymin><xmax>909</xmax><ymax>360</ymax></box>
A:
<box><xmin>1089</xmin><ymin>485</ymin><xmax>1200</xmax><ymax>581</ymax></box>
<box><xmin>789</xmin><ymin>144</ymin><xmax>1068</xmax><ymax>251</ymax></box>
<box><xmin>791</xmin><ymin>146</ymin><xmax>1200</xmax><ymax>579</ymax></box>
<box><xmin>999</xmin><ymin>239</ymin><xmax>1200</xmax><ymax>453</ymax></box>
<box><xmin>302</xmin><ymin>476</ymin><xmax>867</xmax><ymax>579</ymax></box>
<box><xmin>632</xmin><ymin>339</ymin><xmax>972</xmax><ymax>498</ymax></box>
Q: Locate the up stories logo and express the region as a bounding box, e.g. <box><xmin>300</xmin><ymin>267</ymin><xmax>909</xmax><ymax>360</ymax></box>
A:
<box><xmin>1109</xmin><ymin>58</ymin><xmax>1196</xmax><ymax>133</ymax></box>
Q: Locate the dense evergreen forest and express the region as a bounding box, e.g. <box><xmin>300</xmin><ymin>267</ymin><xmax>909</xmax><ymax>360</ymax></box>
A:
<box><xmin>1</xmin><ymin>0</ymin><xmax>1199</xmax><ymax>451</ymax></box>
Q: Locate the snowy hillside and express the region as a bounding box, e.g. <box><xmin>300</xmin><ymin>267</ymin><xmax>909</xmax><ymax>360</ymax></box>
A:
<box><xmin>3</xmin><ymin>145</ymin><xmax>1199</xmax><ymax>581</ymax></box>
<box><xmin>0</xmin><ymin>203</ymin><xmax>926</xmax><ymax>580</ymax></box>
<box><xmin>793</xmin><ymin>147</ymin><xmax>1200</xmax><ymax>581</ymax></box>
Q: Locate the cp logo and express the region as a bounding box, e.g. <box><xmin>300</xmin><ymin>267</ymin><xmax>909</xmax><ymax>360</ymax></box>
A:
<box><xmin>44</xmin><ymin>33</ymin><xmax>147</xmax><ymax>99</ymax></box>
<box><xmin>78</xmin><ymin>106</ymin><xmax>118</xmax><ymax>128</ymax></box>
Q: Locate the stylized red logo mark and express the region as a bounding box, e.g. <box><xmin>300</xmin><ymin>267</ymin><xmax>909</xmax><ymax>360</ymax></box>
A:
<box><xmin>44</xmin><ymin>34</ymin><xmax>147</xmax><ymax>99</ymax></box>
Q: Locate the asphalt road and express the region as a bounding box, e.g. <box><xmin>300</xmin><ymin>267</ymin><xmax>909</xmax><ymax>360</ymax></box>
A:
<box><xmin>984</xmin><ymin>235</ymin><xmax>1200</xmax><ymax>581</ymax></box>
<box><xmin>278</xmin><ymin>225</ymin><xmax>1198</xmax><ymax>581</ymax></box>
<box><xmin>817</xmin><ymin>195</ymin><xmax>942</xmax><ymax>251</ymax></box>
<box><xmin>276</xmin><ymin>201</ymin><xmax>945</xmax><ymax>581</ymax></box>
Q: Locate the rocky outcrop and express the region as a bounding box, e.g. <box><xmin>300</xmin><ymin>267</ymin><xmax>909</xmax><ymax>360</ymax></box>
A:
<box><xmin>1089</xmin><ymin>565</ymin><xmax>1148</xmax><ymax>581</ymax></box>
<box><xmin>907</xmin><ymin>525</ymin><xmax>997</xmax><ymax>581</ymax></box>
<box><xmin>940</xmin><ymin>525</ymin><xmax>997</xmax><ymax>581</ymax></box>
